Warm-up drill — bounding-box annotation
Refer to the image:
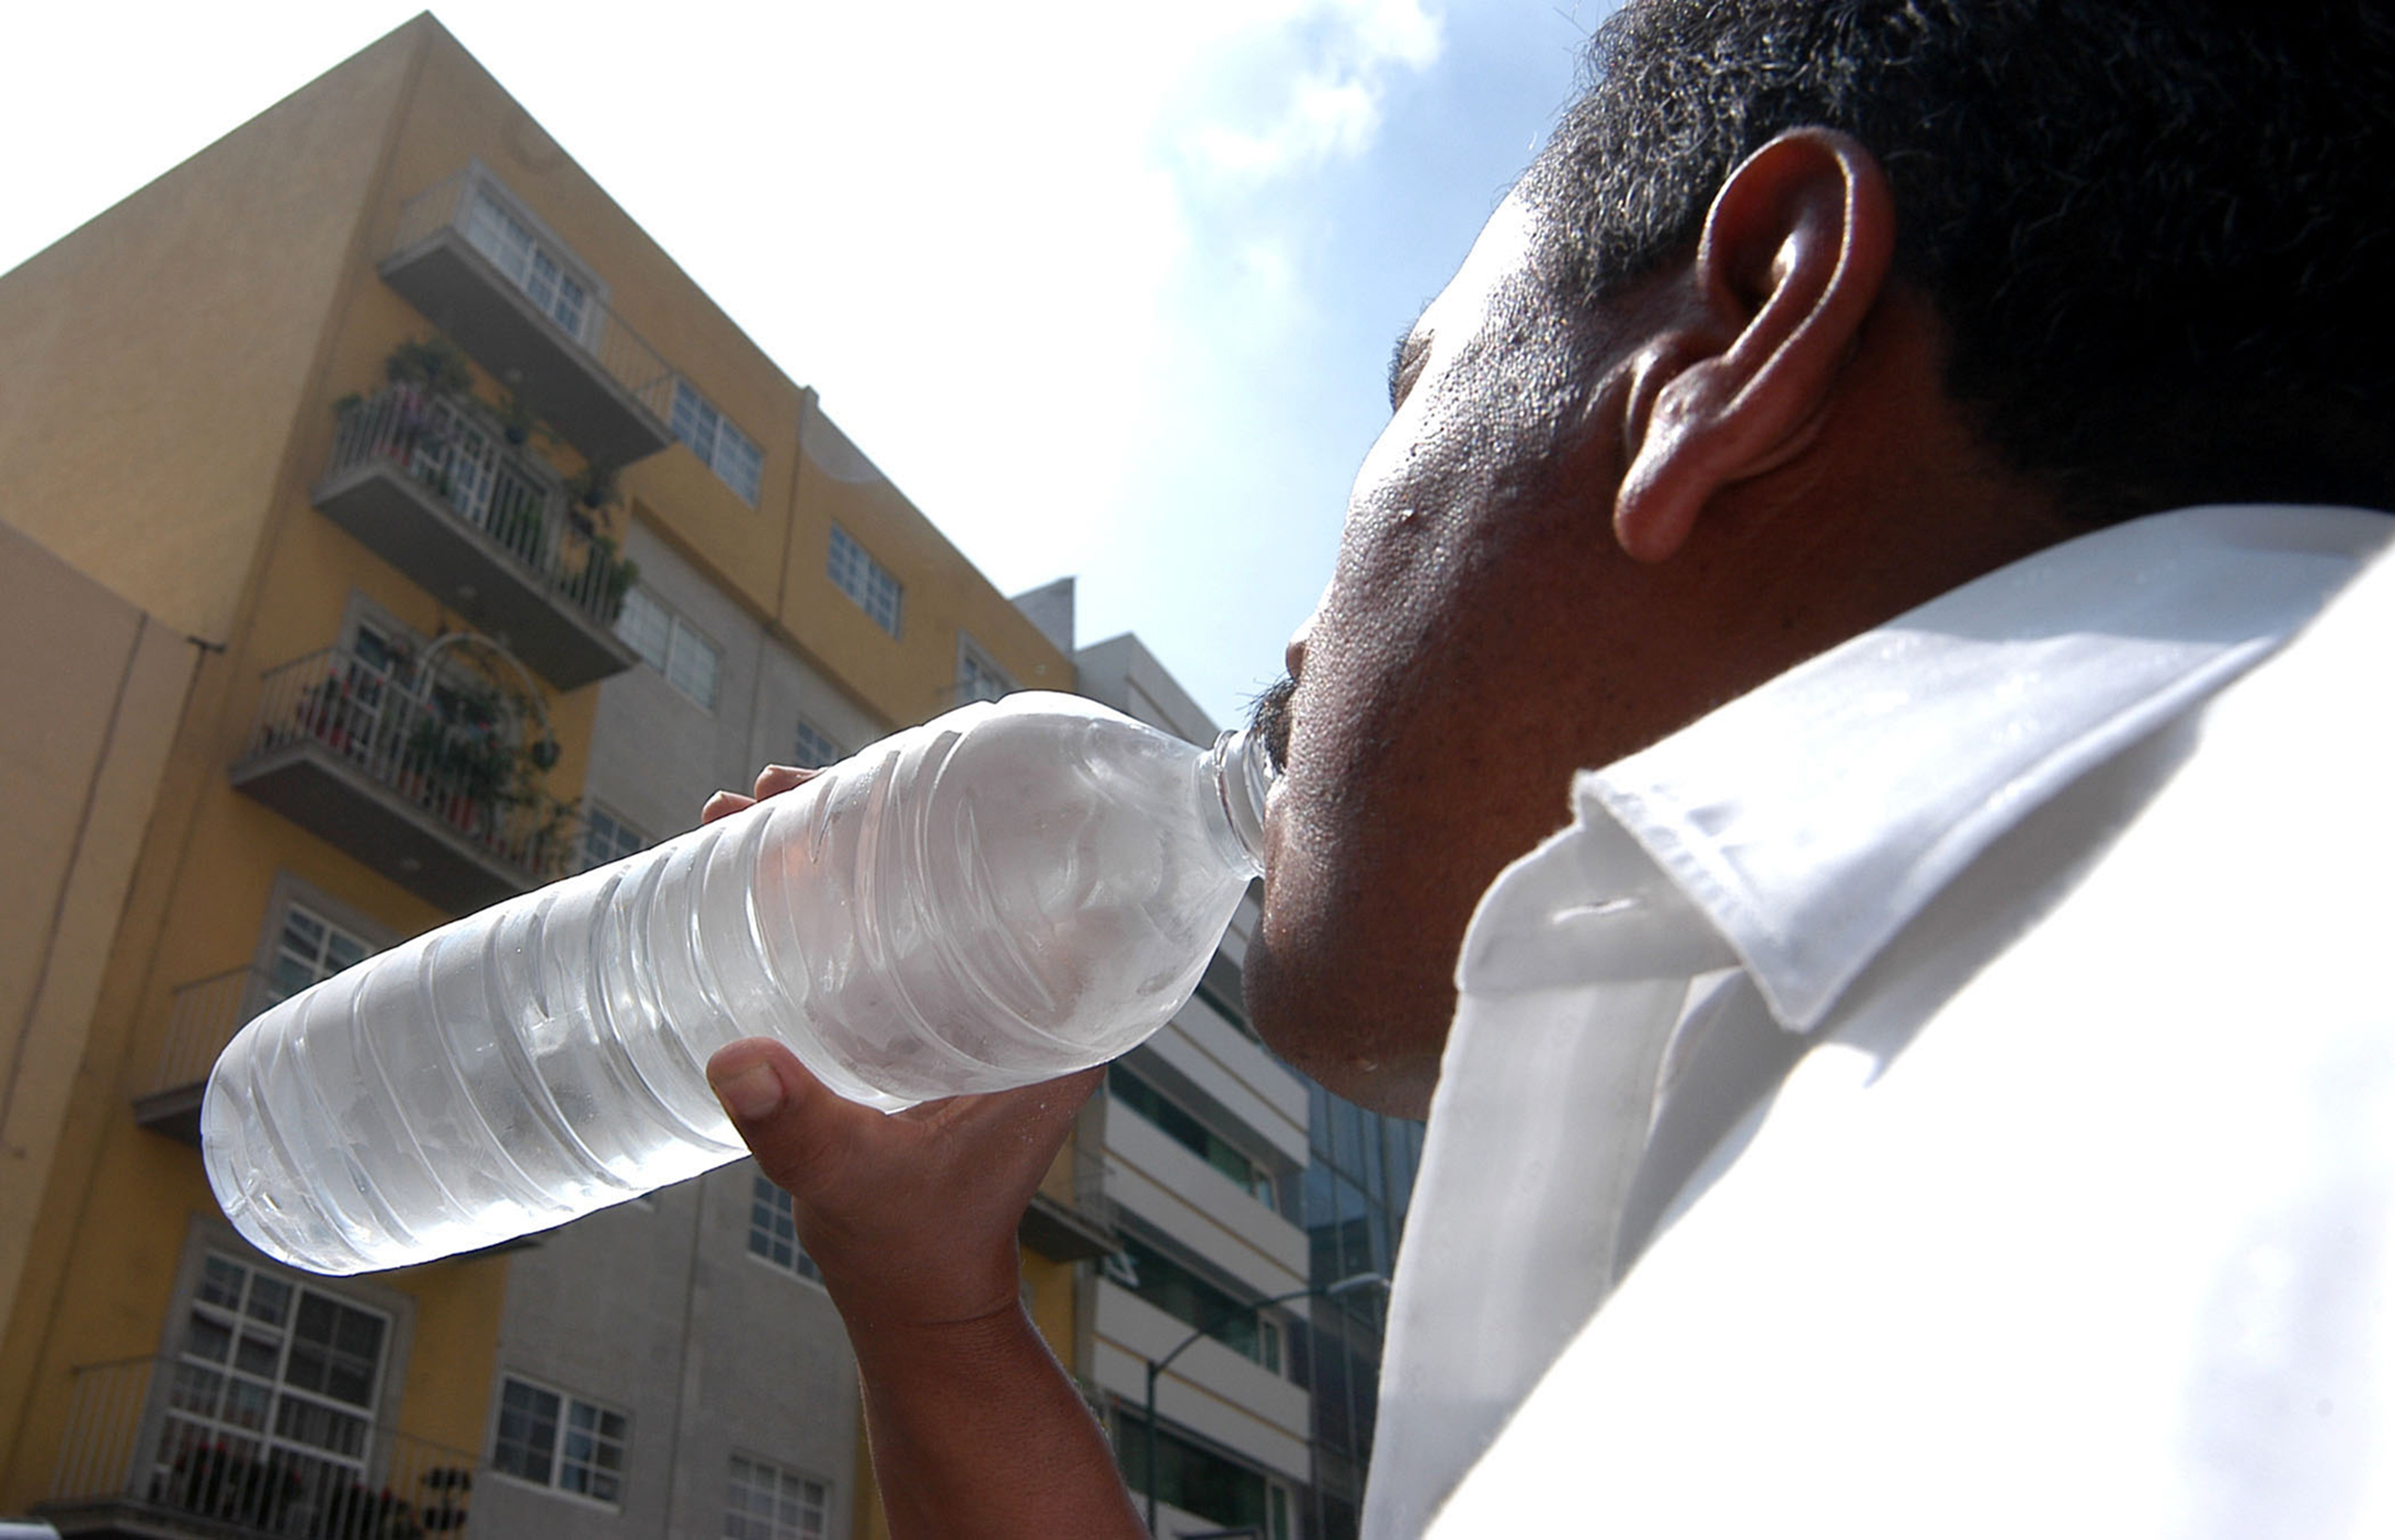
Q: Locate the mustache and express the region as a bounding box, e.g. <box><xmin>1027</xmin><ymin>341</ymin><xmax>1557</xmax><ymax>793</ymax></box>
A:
<box><xmin>1246</xmin><ymin>675</ymin><xmax>1296</xmax><ymax>773</ymax></box>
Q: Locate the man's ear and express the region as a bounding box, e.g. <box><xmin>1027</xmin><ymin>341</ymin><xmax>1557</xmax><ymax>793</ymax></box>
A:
<box><xmin>1614</xmin><ymin>128</ymin><xmax>1895</xmax><ymax>564</ymax></box>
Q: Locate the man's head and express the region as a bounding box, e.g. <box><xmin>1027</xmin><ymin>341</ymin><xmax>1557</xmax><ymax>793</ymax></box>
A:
<box><xmin>1245</xmin><ymin>0</ymin><xmax>2395</xmax><ymax>1115</ymax></box>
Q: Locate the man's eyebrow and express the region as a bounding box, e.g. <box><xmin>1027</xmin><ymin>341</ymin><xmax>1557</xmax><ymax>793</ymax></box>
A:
<box><xmin>1387</xmin><ymin>322</ymin><xmax>1428</xmax><ymax>412</ymax></box>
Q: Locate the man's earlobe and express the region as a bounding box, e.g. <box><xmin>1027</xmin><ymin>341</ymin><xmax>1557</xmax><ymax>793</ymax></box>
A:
<box><xmin>1613</xmin><ymin>128</ymin><xmax>1895</xmax><ymax>565</ymax></box>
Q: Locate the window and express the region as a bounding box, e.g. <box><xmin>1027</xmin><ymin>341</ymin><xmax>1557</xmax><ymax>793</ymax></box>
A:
<box><xmin>152</xmin><ymin>1253</ymin><xmax>390</xmax><ymax>1515</ymax></box>
<box><xmin>581</xmin><ymin>805</ymin><xmax>649</xmax><ymax>873</ymax></box>
<box><xmin>1108</xmin><ymin>1063</ymin><xmax>1278</xmax><ymax>1211</ymax></box>
<box><xmin>269</xmin><ymin>902</ymin><xmax>373</xmax><ymax>1006</ymax></box>
<box><xmin>827</xmin><ymin>524</ymin><xmax>902</xmax><ymax>637</ymax></box>
<box><xmin>1113</xmin><ymin>1408</ymin><xmax>1292</xmax><ymax>1540</ymax></box>
<box><xmin>671</xmin><ymin>380</ymin><xmax>765</xmax><ymax>505</ymax></box>
<box><xmin>1107</xmin><ymin>1233</ymin><xmax>1283</xmax><ymax>1374</ymax></box>
<box><xmin>615</xmin><ymin>587</ymin><xmax>722</xmax><ymax>710</ymax></box>
<box><xmin>725</xmin><ymin>1451</ymin><xmax>828</xmax><ymax>1540</ymax></box>
<box><xmin>492</xmin><ymin>1375</ymin><xmax>628</xmax><ymax>1504</ymax></box>
<box><xmin>746</xmin><ymin>1171</ymin><xmax>820</xmax><ymax>1283</ymax></box>
<box><xmin>463</xmin><ymin>186</ymin><xmax>594</xmax><ymax>342</ymax></box>
<box><xmin>956</xmin><ymin>633</ymin><xmax>1014</xmax><ymax>705</ymax></box>
<box><xmin>791</xmin><ymin>717</ymin><xmax>843</xmax><ymax>770</ymax></box>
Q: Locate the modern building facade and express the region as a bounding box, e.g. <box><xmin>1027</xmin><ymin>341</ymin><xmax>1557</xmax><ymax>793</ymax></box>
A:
<box><xmin>1068</xmin><ymin>634</ymin><xmax>1317</xmax><ymax>1540</ymax></box>
<box><xmin>0</xmin><ymin>16</ymin><xmax>1091</xmax><ymax>1540</ymax></box>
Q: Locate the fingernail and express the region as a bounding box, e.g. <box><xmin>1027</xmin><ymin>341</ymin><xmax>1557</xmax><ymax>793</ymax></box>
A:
<box><xmin>713</xmin><ymin>1062</ymin><xmax>784</xmax><ymax>1122</ymax></box>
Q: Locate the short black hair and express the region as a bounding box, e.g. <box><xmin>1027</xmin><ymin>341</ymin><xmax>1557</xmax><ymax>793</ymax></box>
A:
<box><xmin>1524</xmin><ymin>0</ymin><xmax>2395</xmax><ymax>523</ymax></box>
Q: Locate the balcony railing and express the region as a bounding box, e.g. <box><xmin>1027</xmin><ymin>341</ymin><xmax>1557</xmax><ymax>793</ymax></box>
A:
<box><xmin>41</xmin><ymin>1356</ymin><xmax>474</xmax><ymax>1540</ymax></box>
<box><xmin>316</xmin><ymin>385</ymin><xmax>639</xmax><ymax>689</ymax></box>
<box><xmin>229</xmin><ymin>646</ymin><xmax>582</xmax><ymax>913</ymax></box>
<box><xmin>131</xmin><ymin>968</ymin><xmax>277</xmax><ymax>1144</ymax></box>
<box><xmin>381</xmin><ymin>169</ymin><xmax>674</xmax><ymax>467</ymax></box>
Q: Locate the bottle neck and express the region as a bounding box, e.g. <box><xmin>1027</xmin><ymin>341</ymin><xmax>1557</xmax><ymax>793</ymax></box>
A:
<box><xmin>1199</xmin><ymin>727</ymin><xmax>1274</xmax><ymax>879</ymax></box>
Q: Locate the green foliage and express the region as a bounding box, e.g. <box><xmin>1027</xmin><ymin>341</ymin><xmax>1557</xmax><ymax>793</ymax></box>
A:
<box><xmin>384</xmin><ymin>336</ymin><xmax>474</xmax><ymax>398</ymax></box>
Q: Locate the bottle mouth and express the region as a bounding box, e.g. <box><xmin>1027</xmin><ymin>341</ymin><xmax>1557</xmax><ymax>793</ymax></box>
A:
<box><xmin>1206</xmin><ymin>727</ymin><xmax>1275</xmax><ymax>877</ymax></box>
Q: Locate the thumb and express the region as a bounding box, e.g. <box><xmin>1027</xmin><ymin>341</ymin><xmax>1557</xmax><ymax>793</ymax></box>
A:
<box><xmin>706</xmin><ymin>1038</ymin><xmax>862</xmax><ymax>1198</ymax></box>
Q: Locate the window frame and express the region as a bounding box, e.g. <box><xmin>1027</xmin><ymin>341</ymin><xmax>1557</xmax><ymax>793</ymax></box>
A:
<box><xmin>723</xmin><ymin>1449</ymin><xmax>831</xmax><ymax>1540</ymax></box>
<box><xmin>955</xmin><ymin>631</ymin><xmax>1015</xmax><ymax>706</ymax></box>
<box><xmin>153</xmin><ymin>1250</ymin><xmax>396</xmax><ymax>1508</ymax></box>
<box><xmin>790</xmin><ymin>716</ymin><xmax>843</xmax><ymax>771</ymax></box>
<box><xmin>457</xmin><ymin>165</ymin><xmax>607</xmax><ymax>348</ymax></box>
<box><xmin>488</xmin><ymin>1372</ymin><xmax>631</xmax><ymax>1507</ymax></box>
<box><xmin>746</xmin><ymin>1171</ymin><xmax>824</xmax><ymax>1286</ymax></box>
<box><xmin>827</xmin><ymin>524</ymin><xmax>903</xmax><ymax>638</ymax></box>
<box><xmin>579</xmin><ymin>802</ymin><xmax>650</xmax><ymax>873</ymax></box>
<box><xmin>670</xmin><ymin>378</ymin><xmax>765</xmax><ymax>505</ymax></box>
<box><xmin>614</xmin><ymin>586</ymin><xmax>724</xmax><ymax>711</ymax></box>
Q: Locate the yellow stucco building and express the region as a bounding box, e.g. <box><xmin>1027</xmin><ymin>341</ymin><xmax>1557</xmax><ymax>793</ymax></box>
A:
<box><xmin>0</xmin><ymin>15</ymin><xmax>1097</xmax><ymax>1538</ymax></box>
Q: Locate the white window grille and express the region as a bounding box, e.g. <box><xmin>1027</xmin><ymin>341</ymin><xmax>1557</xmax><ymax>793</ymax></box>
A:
<box><xmin>491</xmin><ymin>1375</ymin><xmax>629</xmax><ymax>1504</ymax></box>
<box><xmin>615</xmin><ymin>587</ymin><xmax>723</xmax><ymax>711</ymax></box>
<box><xmin>152</xmin><ymin>1254</ymin><xmax>389</xmax><ymax>1510</ymax></box>
<box><xmin>670</xmin><ymin>380</ymin><xmax>765</xmax><ymax>505</ymax></box>
<box><xmin>581</xmin><ymin>806</ymin><xmax>649</xmax><ymax>872</ymax></box>
<box><xmin>827</xmin><ymin>525</ymin><xmax>902</xmax><ymax>637</ymax></box>
<box><xmin>956</xmin><ymin>634</ymin><xmax>1014</xmax><ymax>705</ymax></box>
<box><xmin>463</xmin><ymin>188</ymin><xmax>593</xmax><ymax>342</ymax></box>
<box><xmin>724</xmin><ymin>1451</ymin><xmax>828</xmax><ymax>1540</ymax></box>
<box><xmin>269</xmin><ymin>902</ymin><xmax>373</xmax><ymax>1006</ymax></box>
<box><xmin>791</xmin><ymin>717</ymin><xmax>842</xmax><ymax>770</ymax></box>
<box><xmin>746</xmin><ymin>1171</ymin><xmax>821</xmax><ymax>1284</ymax></box>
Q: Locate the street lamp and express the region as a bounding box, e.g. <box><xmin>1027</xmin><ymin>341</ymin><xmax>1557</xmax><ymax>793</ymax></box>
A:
<box><xmin>1140</xmin><ymin>1270</ymin><xmax>1386</xmax><ymax>1537</ymax></box>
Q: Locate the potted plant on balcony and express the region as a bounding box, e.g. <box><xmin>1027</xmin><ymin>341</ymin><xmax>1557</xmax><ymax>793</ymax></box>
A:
<box><xmin>574</xmin><ymin>531</ymin><xmax>641</xmax><ymax>624</ymax></box>
<box><xmin>496</xmin><ymin>389</ymin><xmax>547</xmax><ymax>448</ymax></box>
<box><xmin>565</xmin><ymin>462</ymin><xmax>619</xmax><ymax>532</ymax></box>
<box><xmin>385</xmin><ymin>336</ymin><xmax>473</xmax><ymax>399</ymax></box>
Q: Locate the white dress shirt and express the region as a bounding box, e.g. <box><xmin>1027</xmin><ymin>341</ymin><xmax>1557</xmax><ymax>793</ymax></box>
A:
<box><xmin>1364</xmin><ymin>505</ymin><xmax>2395</xmax><ymax>1537</ymax></box>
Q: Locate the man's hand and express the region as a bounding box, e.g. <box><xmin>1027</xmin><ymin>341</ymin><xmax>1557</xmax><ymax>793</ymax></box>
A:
<box><xmin>695</xmin><ymin>765</ymin><xmax>1143</xmax><ymax>1539</ymax></box>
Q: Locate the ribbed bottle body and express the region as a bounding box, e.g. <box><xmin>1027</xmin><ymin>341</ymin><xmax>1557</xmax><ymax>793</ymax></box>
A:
<box><xmin>204</xmin><ymin>693</ymin><xmax>1262</xmax><ymax>1274</ymax></box>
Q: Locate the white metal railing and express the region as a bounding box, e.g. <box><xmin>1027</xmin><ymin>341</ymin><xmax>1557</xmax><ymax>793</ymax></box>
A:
<box><xmin>146</xmin><ymin>968</ymin><xmax>275</xmax><ymax>1097</ymax></box>
<box><xmin>387</xmin><ymin>169</ymin><xmax>675</xmax><ymax>423</ymax></box>
<box><xmin>48</xmin><ymin>1355</ymin><xmax>476</xmax><ymax>1538</ymax></box>
<box><xmin>241</xmin><ymin>645</ymin><xmax>582</xmax><ymax>884</ymax></box>
<box><xmin>327</xmin><ymin>385</ymin><xmax>632</xmax><ymax>630</ymax></box>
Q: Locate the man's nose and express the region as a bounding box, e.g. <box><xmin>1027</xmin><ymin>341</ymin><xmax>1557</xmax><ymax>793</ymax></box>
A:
<box><xmin>1285</xmin><ymin>593</ymin><xmax>1325</xmax><ymax>680</ymax></box>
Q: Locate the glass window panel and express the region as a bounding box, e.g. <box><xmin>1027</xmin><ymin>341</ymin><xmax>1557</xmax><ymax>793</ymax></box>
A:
<box><xmin>245</xmin><ymin>1273</ymin><xmax>287</xmax><ymax>1321</ymax></box>
<box><xmin>221</xmin><ymin>1377</ymin><xmax>271</xmax><ymax>1433</ymax></box>
<box><xmin>494</xmin><ymin>1378</ymin><xmax>561</xmax><ymax>1483</ymax></box>
<box><xmin>665</xmin><ymin>619</ymin><xmax>720</xmax><ymax>709</ymax></box>
<box><xmin>791</xmin><ymin>718</ymin><xmax>841</xmax><ymax>769</ymax></box>
<box><xmin>183</xmin><ymin>1314</ymin><xmax>232</xmax><ymax>1364</ymax></box>
<box><xmin>235</xmin><ymin>1332</ymin><xmax>279</xmax><ymax>1378</ymax></box>
<box><xmin>615</xmin><ymin>587</ymin><xmax>672</xmax><ymax>671</ymax></box>
<box><xmin>169</xmin><ymin>1362</ymin><xmax>223</xmax><ymax>1417</ymax></box>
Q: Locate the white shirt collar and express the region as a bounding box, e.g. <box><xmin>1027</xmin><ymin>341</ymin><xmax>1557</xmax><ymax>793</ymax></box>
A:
<box><xmin>1371</xmin><ymin>505</ymin><xmax>2395</xmax><ymax>1540</ymax></box>
<box><xmin>1465</xmin><ymin>504</ymin><xmax>2395</xmax><ymax>1031</ymax></box>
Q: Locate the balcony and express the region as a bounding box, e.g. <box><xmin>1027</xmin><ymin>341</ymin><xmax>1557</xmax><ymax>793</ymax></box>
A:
<box><xmin>315</xmin><ymin>387</ymin><xmax>638</xmax><ymax>690</ymax></box>
<box><xmin>229</xmin><ymin>647</ymin><xmax>582</xmax><ymax>913</ymax></box>
<box><xmin>133</xmin><ymin>968</ymin><xmax>275</xmax><ymax>1144</ymax></box>
<box><xmin>39</xmin><ymin>1355</ymin><xmax>475</xmax><ymax>1540</ymax></box>
<box><xmin>380</xmin><ymin>170</ymin><xmax>673</xmax><ymax>467</ymax></box>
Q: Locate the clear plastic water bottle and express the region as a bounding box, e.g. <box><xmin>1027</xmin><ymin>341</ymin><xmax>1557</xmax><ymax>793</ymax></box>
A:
<box><xmin>203</xmin><ymin>692</ymin><xmax>1273</xmax><ymax>1275</ymax></box>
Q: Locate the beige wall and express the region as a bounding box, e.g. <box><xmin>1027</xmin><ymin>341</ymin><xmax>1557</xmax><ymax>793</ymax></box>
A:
<box><xmin>0</xmin><ymin>525</ymin><xmax>193</xmax><ymax>1435</ymax></box>
<box><xmin>0</xmin><ymin>24</ymin><xmax>418</xmax><ymax>645</ymax></box>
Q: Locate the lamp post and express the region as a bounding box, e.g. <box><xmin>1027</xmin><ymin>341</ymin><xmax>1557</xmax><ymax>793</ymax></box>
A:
<box><xmin>1140</xmin><ymin>1270</ymin><xmax>1386</xmax><ymax>1537</ymax></box>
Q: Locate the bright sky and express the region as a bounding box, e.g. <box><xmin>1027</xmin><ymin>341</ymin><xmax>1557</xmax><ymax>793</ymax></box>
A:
<box><xmin>1</xmin><ymin>1</ymin><xmax>1611</xmax><ymax>727</ymax></box>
